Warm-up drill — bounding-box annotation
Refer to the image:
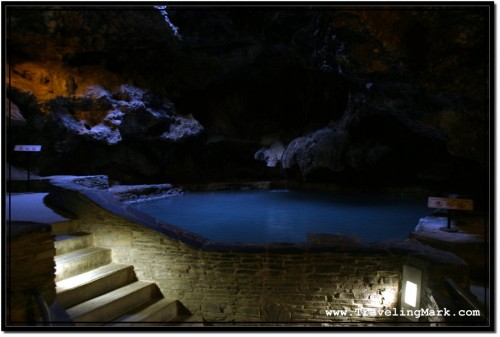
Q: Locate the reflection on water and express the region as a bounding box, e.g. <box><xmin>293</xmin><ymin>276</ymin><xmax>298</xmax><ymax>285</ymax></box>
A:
<box><xmin>131</xmin><ymin>189</ymin><xmax>430</xmax><ymax>244</ymax></box>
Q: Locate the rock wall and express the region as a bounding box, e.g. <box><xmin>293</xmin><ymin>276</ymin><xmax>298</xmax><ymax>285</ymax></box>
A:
<box><xmin>6</xmin><ymin>5</ymin><xmax>490</xmax><ymax>192</ymax></box>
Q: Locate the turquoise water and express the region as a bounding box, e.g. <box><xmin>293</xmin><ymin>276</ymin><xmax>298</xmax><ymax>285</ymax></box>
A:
<box><xmin>130</xmin><ymin>189</ymin><xmax>429</xmax><ymax>244</ymax></box>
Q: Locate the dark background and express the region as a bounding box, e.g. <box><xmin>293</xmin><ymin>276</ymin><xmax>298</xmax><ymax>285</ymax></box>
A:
<box><xmin>5</xmin><ymin>4</ymin><xmax>491</xmax><ymax>196</ymax></box>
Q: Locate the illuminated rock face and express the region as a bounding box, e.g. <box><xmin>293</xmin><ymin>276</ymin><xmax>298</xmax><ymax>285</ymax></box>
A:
<box><xmin>8</xmin><ymin>62</ymin><xmax>205</xmax><ymax>181</ymax></box>
<box><xmin>6</xmin><ymin>6</ymin><xmax>489</xmax><ymax>189</ymax></box>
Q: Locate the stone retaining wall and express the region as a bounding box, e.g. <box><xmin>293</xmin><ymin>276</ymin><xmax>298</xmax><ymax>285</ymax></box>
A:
<box><xmin>7</xmin><ymin>221</ymin><xmax>56</xmax><ymax>324</ymax></box>
<box><xmin>46</xmin><ymin>176</ymin><xmax>469</xmax><ymax>324</ymax></box>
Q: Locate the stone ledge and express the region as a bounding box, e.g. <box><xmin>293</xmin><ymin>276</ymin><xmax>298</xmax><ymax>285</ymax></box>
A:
<box><xmin>182</xmin><ymin>181</ymin><xmax>271</xmax><ymax>192</ymax></box>
<box><xmin>413</xmin><ymin>216</ymin><xmax>486</xmax><ymax>244</ymax></box>
<box><xmin>109</xmin><ymin>184</ymin><xmax>182</xmax><ymax>202</ymax></box>
<box><xmin>46</xmin><ymin>175</ymin><xmax>468</xmax><ymax>266</ymax></box>
<box><xmin>371</xmin><ymin>239</ymin><xmax>468</xmax><ymax>266</ymax></box>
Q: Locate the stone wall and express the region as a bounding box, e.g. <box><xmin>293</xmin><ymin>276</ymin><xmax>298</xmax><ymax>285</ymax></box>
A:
<box><xmin>87</xmin><ymin>225</ymin><xmax>403</xmax><ymax>323</ymax></box>
<box><xmin>7</xmin><ymin>221</ymin><xmax>56</xmax><ymax>325</ymax></box>
<box><xmin>46</xmin><ymin>176</ymin><xmax>469</xmax><ymax>324</ymax></box>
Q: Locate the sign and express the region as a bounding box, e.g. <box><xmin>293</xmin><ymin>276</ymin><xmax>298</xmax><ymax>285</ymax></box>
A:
<box><xmin>428</xmin><ymin>197</ymin><xmax>473</xmax><ymax>211</ymax></box>
<box><xmin>14</xmin><ymin>145</ymin><xmax>42</xmax><ymax>152</ymax></box>
<box><xmin>13</xmin><ymin>144</ymin><xmax>42</xmax><ymax>193</ymax></box>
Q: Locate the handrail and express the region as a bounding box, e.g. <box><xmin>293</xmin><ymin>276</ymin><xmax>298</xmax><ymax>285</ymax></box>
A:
<box><xmin>445</xmin><ymin>278</ymin><xmax>488</xmax><ymax>322</ymax></box>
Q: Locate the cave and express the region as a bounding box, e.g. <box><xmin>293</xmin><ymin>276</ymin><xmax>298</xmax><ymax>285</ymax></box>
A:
<box><xmin>3</xmin><ymin>2</ymin><xmax>493</xmax><ymax>332</ymax></box>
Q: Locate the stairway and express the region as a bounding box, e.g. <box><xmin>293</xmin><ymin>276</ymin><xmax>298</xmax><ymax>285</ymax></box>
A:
<box><xmin>51</xmin><ymin>221</ymin><xmax>189</xmax><ymax>326</ymax></box>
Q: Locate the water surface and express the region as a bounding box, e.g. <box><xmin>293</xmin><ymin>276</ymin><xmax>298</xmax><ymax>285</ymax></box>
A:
<box><xmin>131</xmin><ymin>189</ymin><xmax>429</xmax><ymax>244</ymax></box>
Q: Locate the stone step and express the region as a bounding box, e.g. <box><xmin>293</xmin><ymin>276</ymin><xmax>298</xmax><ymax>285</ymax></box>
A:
<box><xmin>171</xmin><ymin>313</ymin><xmax>205</xmax><ymax>326</ymax></box>
<box><xmin>66</xmin><ymin>281</ymin><xmax>160</xmax><ymax>325</ymax></box>
<box><xmin>51</xmin><ymin>220</ymin><xmax>81</xmax><ymax>236</ymax></box>
<box><xmin>54</xmin><ymin>232</ymin><xmax>94</xmax><ymax>255</ymax></box>
<box><xmin>55</xmin><ymin>247</ymin><xmax>112</xmax><ymax>282</ymax></box>
<box><xmin>56</xmin><ymin>263</ymin><xmax>136</xmax><ymax>309</ymax></box>
<box><xmin>107</xmin><ymin>298</ymin><xmax>180</xmax><ymax>326</ymax></box>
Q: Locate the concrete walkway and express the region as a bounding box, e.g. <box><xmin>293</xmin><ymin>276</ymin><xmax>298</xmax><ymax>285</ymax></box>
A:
<box><xmin>6</xmin><ymin>193</ymin><xmax>70</xmax><ymax>224</ymax></box>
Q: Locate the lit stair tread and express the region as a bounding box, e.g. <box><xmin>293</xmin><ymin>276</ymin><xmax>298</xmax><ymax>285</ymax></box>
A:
<box><xmin>54</xmin><ymin>232</ymin><xmax>90</xmax><ymax>242</ymax></box>
<box><xmin>111</xmin><ymin>298</ymin><xmax>178</xmax><ymax>323</ymax></box>
<box><xmin>54</xmin><ymin>232</ymin><xmax>94</xmax><ymax>255</ymax></box>
<box><xmin>66</xmin><ymin>281</ymin><xmax>155</xmax><ymax>321</ymax></box>
<box><xmin>56</xmin><ymin>263</ymin><xmax>133</xmax><ymax>293</ymax></box>
<box><xmin>55</xmin><ymin>246</ymin><xmax>110</xmax><ymax>264</ymax></box>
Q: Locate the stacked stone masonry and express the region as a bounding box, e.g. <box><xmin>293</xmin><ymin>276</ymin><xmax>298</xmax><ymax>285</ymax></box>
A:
<box><xmin>46</xmin><ymin>176</ymin><xmax>469</xmax><ymax>324</ymax></box>
<box><xmin>7</xmin><ymin>221</ymin><xmax>56</xmax><ymax>324</ymax></box>
<box><xmin>79</xmin><ymin>216</ymin><xmax>401</xmax><ymax>322</ymax></box>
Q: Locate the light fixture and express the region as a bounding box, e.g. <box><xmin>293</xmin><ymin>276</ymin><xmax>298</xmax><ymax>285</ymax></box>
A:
<box><xmin>401</xmin><ymin>265</ymin><xmax>422</xmax><ymax>322</ymax></box>
<box><xmin>404</xmin><ymin>280</ymin><xmax>418</xmax><ymax>307</ymax></box>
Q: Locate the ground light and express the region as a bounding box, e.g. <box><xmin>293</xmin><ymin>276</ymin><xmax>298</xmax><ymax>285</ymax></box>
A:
<box><xmin>401</xmin><ymin>265</ymin><xmax>422</xmax><ymax>322</ymax></box>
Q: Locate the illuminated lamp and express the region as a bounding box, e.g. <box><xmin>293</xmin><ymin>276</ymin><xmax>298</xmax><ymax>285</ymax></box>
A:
<box><xmin>401</xmin><ymin>265</ymin><xmax>422</xmax><ymax>322</ymax></box>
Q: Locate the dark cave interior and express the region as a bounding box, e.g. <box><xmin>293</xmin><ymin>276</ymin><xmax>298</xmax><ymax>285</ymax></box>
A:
<box><xmin>5</xmin><ymin>4</ymin><xmax>491</xmax><ymax>196</ymax></box>
<box><xmin>3</xmin><ymin>3</ymin><xmax>493</xmax><ymax>329</ymax></box>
